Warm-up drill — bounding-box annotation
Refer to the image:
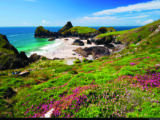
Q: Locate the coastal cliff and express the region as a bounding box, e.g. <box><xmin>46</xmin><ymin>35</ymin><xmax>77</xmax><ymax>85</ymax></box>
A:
<box><xmin>0</xmin><ymin>34</ymin><xmax>29</xmax><ymax>70</ymax></box>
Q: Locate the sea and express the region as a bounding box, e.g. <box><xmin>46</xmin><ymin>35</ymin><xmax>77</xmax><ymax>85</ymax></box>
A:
<box><xmin>0</xmin><ymin>26</ymin><xmax>140</xmax><ymax>57</ymax></box>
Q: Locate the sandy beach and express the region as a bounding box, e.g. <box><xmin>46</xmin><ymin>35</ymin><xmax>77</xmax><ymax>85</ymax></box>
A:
<box><xmin>38</xmin><ymin>37</ymin><xmax>103</xmax><ymax>60</ymax></box>
<box><xmin>30</xmin><ymin>37</ymin><xmax>125</xmax><ymax>65</ymax></box>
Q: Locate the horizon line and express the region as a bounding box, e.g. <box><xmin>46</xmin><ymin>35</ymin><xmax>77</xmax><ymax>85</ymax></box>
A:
<box><xmin>0</xmin><ymin>25</ymin><xmax>142</xmax><ymax>27</ymax></box>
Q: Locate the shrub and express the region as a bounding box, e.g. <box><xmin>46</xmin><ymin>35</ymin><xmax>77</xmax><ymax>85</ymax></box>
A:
<box><xmin>74</xmin><ymin>59</ymin><xmax>81</xmax><ymax>64</ymax></box>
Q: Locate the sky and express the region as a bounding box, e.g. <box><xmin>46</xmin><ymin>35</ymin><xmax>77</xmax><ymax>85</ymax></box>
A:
<box><xmin>0</xmin><ymin>0</ymin><xmax>160</xmax><ymax>26</ymax></box>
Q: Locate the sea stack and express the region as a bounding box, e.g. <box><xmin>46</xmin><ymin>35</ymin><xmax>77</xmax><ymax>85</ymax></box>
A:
<box><xmin>58</xmin><ymin>21</ymin><xmax>73</xmax><ymax>34</ymax></box>
<box><xmin>34</xmin><ymin>26</ymin><xmax>59</xmax><ymax>38</ymax></box>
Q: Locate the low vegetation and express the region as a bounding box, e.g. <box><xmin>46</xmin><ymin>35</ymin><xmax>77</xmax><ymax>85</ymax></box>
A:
<box><xmin>62</xmin><ymin>26</ymin><xmax>98</xmax><ymax>34</ymax></box>
<box><xmin>0</xmin><ymin>20</ymin><xmax>160</xmax><ymax>118</ymax></box>
<box><xmin>97</xmin><ymin>30</ymin><xmax>129</xmax><ymax>38</ymax></box>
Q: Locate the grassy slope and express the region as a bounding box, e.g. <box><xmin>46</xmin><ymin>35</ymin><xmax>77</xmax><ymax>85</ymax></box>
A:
<box><xmin>0</xmin><ymin>20</ymin><xmax>160</xmax><ymax>118</ymax></box>
<box><xmin>97</xmin><ymin>30</ymin><xmax>129</xmax><ymax>38</ymax></box>
<box><xmin>62</xmin><ymin>26</ymin><xmax>98</xmax><ymax>34</ymax></box>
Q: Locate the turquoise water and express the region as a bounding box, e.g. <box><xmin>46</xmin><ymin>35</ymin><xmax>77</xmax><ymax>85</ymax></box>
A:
<box><xmin>0</xmin><ymin>26</ymin><xmax>140</xmax><ymax>56</ymax></box>
<box><xmin>0</xmin><ymin>27</ymin><xmax>61</xmax><ymax>56</ymax></box>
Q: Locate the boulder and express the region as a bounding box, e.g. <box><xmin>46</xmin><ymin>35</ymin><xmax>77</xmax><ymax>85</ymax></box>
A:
<box><xmin>94</xmin><ymin>35</ymin><xmax>114</xmax><ymax>45</ymax></box>
<box><xmin>34</xmin><ymin>26</ymin><xmax>59</xmax><ymax>38</ymax></box>
<box><xmin>104</xmin><ymin>43</ymin><xmax>115</xmax><ymax>49</ymax></box>
<box><xmin>0</xmin><ymin>34</ymin><xmax>29</xmax><ymax>70</ymax></box>
<box><xmin>72</xmin><ymin>39</ymin><xmax>84</xmax><ymax>46</ymax></box>
<box><xmin>87</xmin><ymin>40</ymin><xmax>92</xmax><ymax>44</ymax></box>
<box><xmin>74</xmin><ymin>46</ymin><xmax>110</xmax><ymax>59</ymax></box>
<box><xmin>58</xmin><ymin>21</ymin><xmax>73</xmax><ymax>34</ymax></box>
<box><xmin>29</xmin><ymin>53</ymin><xmax>42</xmax><ymax>63</ymax></box>
<box><xmin>48</xmin><ymin>37</ymin><xmax>56</xmax><ymax>41</ymax></box>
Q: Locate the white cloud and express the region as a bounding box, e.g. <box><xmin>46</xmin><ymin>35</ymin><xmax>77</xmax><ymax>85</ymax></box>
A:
<box><xmin>136</xmin><ymin>19</ymin><xmax>154</xmax><ymax>25</ymax></box>
<box><xmin>94</xmin><ymin>0</ymin><xmax>160</xmax><ymax>16</ymax></box>
<box><xmin>143</xmin><ymin>19</ymin><xmax>154</xmax><ymax>24</ymax></box>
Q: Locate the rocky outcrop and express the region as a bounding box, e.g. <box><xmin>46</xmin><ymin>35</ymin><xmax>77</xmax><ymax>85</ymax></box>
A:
<box><xmin>87</xmin><ymin>40</ymin><xmax>92</xmax><ymax>44</ymax></box>
<box><xmin>72</xmin><ymin>39</ymin><xmax>84</xmax><ymax>46</ymax></box>
<box><xmin>34</xmin><ymin>26</ymin><xmax>59</xmax><ymax>38</ymax></box>
<box><xmin>20</xmin><ymin>51</ymin><xmax>29</xmax><ymax>60</ymax></box>
<box><xmin>74</xmin><ymin>46</ymin><xmax>110</xmax><ymax>59</ymax></box>
<box><xmin>29</xmin><ymin>53</ymin><xmax>42</xmax><ymax>63</ymax></box>
<box><xmin>98</xmin><ymin>27</ymin><xmax>116</xmax><ymax>33</ymax></box>
<box><xmin>48</xmin><ymin>37</ymin><xmax>56</xmax><ymax>41</ymax></box>
<box><xmin>58</xmin><ymin>21</ymin><xmax>73</xmax><ymax>34</ymax></box>
<box><xmin>104</xmin><ymin>43</ymin><xmax>115</xmax><ymax>49</ymax></box>
<box><xmin>0</xmin><ymin>34</ymin><xmax>29</xmax><ymax>70</ymax></box>
<box><xmin>94</xmin><ymin>35</ymin><xmax>114</xmax><ymax>45</ymax></box>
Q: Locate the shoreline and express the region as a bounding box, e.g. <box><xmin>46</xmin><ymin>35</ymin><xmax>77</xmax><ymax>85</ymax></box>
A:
<box><xmin>27</xmin><ymin>37</ymin><xmax>125</xmax><ymax>65</ymax></box>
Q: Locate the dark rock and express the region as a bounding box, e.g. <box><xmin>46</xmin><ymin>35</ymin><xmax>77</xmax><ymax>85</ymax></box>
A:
<box><xmin>114</xmin><ymin>39</ymin><xmax>122</xmax><ymax>44</ymax></box>
<box><xmin>20</xmin><ymin>51</ymin><xmax>29</xmax><ymax>60</ymax></box>
<box><xmin>0</xmin><ymin>34</ymin><xmax>29</xmax><ymax>70</ymax></box>
<box><xmin>98</xmin><ymin>27</ymin><xmax>116</xmax><ymax>33</ymax></box>
<box><xmin>104</xmin><ymin>43</ymin><xmax>115</xmax><ymax>49</ymax></box>
<box><xmin>48</xmin><ymin>37</ymin><xmax>56</xmax><ymax>41</ymax></box>
<box><xmin>29</xmin><ymin>53</ymin><xmax>41</xmax><ymax>63</ymax></box>
<box><xmin>87</xmin><ymin>40</ymin><xmax>92</xmax><ymax>44</ymax></box>
<box><xmin>72</xmin><ymin>39</ymin><xmax>84</xmax><ymax>46</ymax></box>
<box><xmin>53</xmin><ymin>58</ymin><xmax>64</xmax><ymax>60</ymax></box>
<box><xmin>90</xmin><ymin>39</ymin><xmax>95</xmax><ymax>43</ymax></box>
<box><xmin>94</xmin><ymin>35</ymin><xmax>114</xmax><ymax>45</ymax></box>
<box><xmin>0</xmin><ymin>87</ymin><xmax>16</xmax><ymax>99</ymax></box>
<box><xmin>64</xmin><ymin>38</ymin><xmax>69</xmax><ymax>41</ymax></box>
<box><xmin>74</xmin><ymin>46</ymin><xmax>110</xmax><ymax>59</ymax></box>
<box><xmin>34</xmin><ymin>26</ymin><xmax>59</xmax><ymax>38</ymax></box>
<box><xmin>58</xmin><ymin>21</ymin><xmax>73</xmax><ymax>34</ymax></box>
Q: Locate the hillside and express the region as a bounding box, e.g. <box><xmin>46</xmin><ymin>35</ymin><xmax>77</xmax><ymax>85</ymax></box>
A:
<box><xmin>0</xmin><ymin>20</ymin><xmax>160</xmax><ymax>118</ymax></box>
<box><xmin>61</xmin><ymin>26</ymin><xmax>100</xmax><ymax>38</ymax></box>
<box><xmin>0</xmin><ymin>34</ymin><xmax>29</xmax><ymax>70</ymax></box>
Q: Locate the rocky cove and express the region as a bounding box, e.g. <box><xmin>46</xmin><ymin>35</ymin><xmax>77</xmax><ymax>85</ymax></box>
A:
<box><xmin>0</xmin><ymin>21</ymin><xmax>124</xmax><ymax>70</ymax></box>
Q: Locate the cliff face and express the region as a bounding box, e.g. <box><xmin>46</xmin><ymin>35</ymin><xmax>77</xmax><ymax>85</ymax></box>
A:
<box><xmin>0</xmin><ymin>34</ymin><xmax>29</xmax><ymax>70</ymax></box>
<box><xmin>34</xmin><ymin>26</ymin><xmax>59</xmax><ymax>38</ymax></box>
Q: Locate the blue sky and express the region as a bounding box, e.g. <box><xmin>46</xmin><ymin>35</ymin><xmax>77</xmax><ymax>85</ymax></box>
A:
<box><xmin>0</xmin><ymin>0</ymin><xmax>160</xmax><ymax>26</ymax></box>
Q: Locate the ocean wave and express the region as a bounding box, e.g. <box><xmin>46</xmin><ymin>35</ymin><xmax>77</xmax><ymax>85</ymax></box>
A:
<box><xmin>27</xmin><ymin>39</ymin><xmax>63</xmax><ymax>58</ymax></box>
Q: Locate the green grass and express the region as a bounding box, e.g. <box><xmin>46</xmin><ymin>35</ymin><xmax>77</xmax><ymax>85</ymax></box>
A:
<box><xmin>0</xmin><ymin>20</ymin><xmax>160</xmax><ymax>118</ymax></box>
<box><xmin>63</xmin><ymin>26</ymin><xmax>98</xmax><ymax>34</ymax></box>
<box><xmin>97</xmin><ymin>30</ymin><xmax>129</xmax><ymax>38</ymax></box>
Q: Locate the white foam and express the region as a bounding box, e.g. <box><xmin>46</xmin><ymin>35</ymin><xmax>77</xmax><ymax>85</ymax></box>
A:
<box><xmin>27</xmin><ymin>39</ymin><xmax>64</xmax><ymax>59</ymax></box>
